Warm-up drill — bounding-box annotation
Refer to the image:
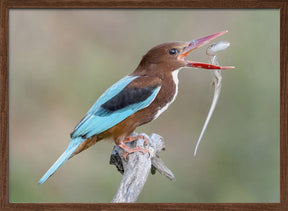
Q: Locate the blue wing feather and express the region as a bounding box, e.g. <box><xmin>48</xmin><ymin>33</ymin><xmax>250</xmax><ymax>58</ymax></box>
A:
<box><xmin>71</xmin><ymin>75</ymin><xmax>161</xmax><ymax>139</ymax></box>
<box><xmin>71</xmin><ymin>75</ymin><xmax>137</xmax><ymax>137</ymax></box>
<box><xmin>88</xmin><ymin>75</ymin><xmax>139</xmax><ymax>113</ymax></box>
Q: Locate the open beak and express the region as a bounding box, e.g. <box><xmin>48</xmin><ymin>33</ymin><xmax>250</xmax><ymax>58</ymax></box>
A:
<box><xmin>178</xmin><ymin>30</ymin><xmax>234</xmax><ymax>70</ymax></box>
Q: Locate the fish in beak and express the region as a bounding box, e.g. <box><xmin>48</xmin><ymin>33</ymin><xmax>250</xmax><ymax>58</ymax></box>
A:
<box><xmin>178</xmin><ymin>30</ymin><xmax>234</xmax><ymax>70</ymax></box>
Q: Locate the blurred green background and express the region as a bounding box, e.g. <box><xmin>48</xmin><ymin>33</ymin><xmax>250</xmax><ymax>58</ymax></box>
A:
<box><xmin>9</xmin><ymin>9</ymin><xmax>279</xmax><ymax>203</ymax></box>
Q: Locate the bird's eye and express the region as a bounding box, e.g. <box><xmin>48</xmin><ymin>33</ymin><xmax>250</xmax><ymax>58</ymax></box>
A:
<box><xmin>169</xmin><ymin>48</ymin><xmax>178</xmax><ymax>55</ymax></box>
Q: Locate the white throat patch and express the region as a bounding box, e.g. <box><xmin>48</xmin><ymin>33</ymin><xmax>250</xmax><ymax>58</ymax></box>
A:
<box><xmin>153</xmin><ymin>68</ymin><xmax>181</xmax><ymax>120</ymax></box>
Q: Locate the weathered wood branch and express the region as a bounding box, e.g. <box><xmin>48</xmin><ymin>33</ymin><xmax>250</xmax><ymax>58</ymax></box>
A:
<box><xmin>109</xmin><ymin>133</ymin><xmax>175</xmax><ymax>203</ymax></box>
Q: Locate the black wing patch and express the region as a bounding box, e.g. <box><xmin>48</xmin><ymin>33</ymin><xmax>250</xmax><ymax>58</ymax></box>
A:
<box><xmin>101</xmin><ymin>86</ymin><xmax>158</xmax><ymax>112</ymax></box>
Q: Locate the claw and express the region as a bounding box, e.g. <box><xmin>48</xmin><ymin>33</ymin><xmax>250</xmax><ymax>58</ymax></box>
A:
<box><xmin>119</xmin><ymin>135</ymin><xmax>150</xmax><ymax>160</ymax></box>
<box><xmin>122</xmin><ymin>146</ymin><xmax>149</xmax><ymax>160</ymax></box>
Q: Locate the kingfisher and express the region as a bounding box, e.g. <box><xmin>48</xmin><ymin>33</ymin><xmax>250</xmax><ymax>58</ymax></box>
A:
<box><xmin>38</xmin><ymin>31</ymin><xmax>233</xmax><ymax>184</ymax></box>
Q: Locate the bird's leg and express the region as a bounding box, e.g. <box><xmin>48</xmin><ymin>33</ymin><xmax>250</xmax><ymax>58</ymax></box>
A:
<box><xmin>119</xmin><ymin>135</ymin><xmax>149</xmax><ymax>160</ymax></box>
<box><xmin>122</xmin><ymin>135</ymin><xmax>149</xmax><ymax>145</ymax></box>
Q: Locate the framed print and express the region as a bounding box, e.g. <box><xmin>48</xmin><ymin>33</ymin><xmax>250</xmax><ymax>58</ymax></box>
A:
<box><xmin>1</xmin><ymin>0</ymin><xmax>286</xmax><ymax>210</ymax></box>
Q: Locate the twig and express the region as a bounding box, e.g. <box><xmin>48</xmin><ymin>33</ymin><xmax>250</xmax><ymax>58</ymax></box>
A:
<box><xmin>110</xmin><ymin>133</ymin><xmax>175</xmax><ymax>203</ymax></box>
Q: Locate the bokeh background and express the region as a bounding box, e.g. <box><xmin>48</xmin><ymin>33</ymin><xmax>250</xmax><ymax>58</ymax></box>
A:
<box><xmin>9</xmin><ymin>9</ymin><xmax>279</xmax><ymax>203</ymax></box>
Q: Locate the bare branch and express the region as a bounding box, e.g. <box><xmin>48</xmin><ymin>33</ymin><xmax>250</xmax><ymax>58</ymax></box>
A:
<box><xmin>110</xmin><ymin>133</ymin><xmax>175</xmax><ymax>203</ymax></box>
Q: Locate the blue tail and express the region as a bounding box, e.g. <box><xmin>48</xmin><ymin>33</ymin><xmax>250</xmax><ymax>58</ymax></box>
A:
<box><xmin>38</xmin><ymin>137</ymin><xmax>84</xmax><ymax>184</ymax></box>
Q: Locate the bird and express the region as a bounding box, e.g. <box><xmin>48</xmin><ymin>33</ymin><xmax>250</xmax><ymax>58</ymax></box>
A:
<box><xmin>38</xmin><ymin>30</ymin><xmax>233</xmax><ymax>184</ymax></box>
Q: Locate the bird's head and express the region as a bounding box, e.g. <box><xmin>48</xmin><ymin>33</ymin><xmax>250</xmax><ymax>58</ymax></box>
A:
<box><xmin>137</xmin><ymin>30</ymin><xmax>233</xmax><ymax>75</ymax></box>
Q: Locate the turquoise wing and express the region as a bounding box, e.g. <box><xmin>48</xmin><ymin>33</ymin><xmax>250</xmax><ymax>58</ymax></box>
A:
<box><xmin>71</xmin><ymin>75</ymin><xmax>161</xmax><ymax>139</ymax></box>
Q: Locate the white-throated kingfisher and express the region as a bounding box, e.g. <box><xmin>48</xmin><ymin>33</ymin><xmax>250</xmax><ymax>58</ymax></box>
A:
<box><xmin>38</xmin><ymin>31</ymin><xmax>233</xmax><ymax>184</ymax></box>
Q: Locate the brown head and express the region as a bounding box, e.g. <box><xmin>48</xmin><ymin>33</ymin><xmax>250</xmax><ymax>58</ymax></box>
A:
<box><xmin>134</xmin><ymin>30</ymin><xmax>233</xmax><ymax>77</ymax></box>
<box><xmin>138</xmin><ymin>41</ymin><xmax>188</xmax><ymax>70</ymax></box>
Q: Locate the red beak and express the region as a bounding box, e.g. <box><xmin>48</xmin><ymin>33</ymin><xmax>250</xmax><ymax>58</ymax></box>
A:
<box><xmin>178</xmin><ymin>30</ymin><xmax>234</xmax><ymax>70</ymax></box>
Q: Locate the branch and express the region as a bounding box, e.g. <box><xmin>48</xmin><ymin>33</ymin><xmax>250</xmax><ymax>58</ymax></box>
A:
<box><xmin>109</xmin><ymin>133</ymin><xmax>175</xmax><ymax>203</ymax></box>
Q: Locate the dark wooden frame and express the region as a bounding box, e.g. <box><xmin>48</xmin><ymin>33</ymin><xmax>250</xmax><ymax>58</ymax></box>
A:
<box><xmin>1</xmin><ymin>0</ymin><xmax>287</xmax><ymax>210</ymax></box>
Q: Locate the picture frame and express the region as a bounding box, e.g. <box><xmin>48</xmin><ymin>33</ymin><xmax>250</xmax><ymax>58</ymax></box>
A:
<box><xmin>1</xmin><ymin>0</ymin><xmax>286</xmax><ymax>210</ymax></box>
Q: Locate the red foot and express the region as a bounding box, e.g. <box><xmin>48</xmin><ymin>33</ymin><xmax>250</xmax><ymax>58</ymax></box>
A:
<box><xmin>119</xmin><ymin>135</ymin><xmax>149</xmax><ymax>160</ymax></box>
